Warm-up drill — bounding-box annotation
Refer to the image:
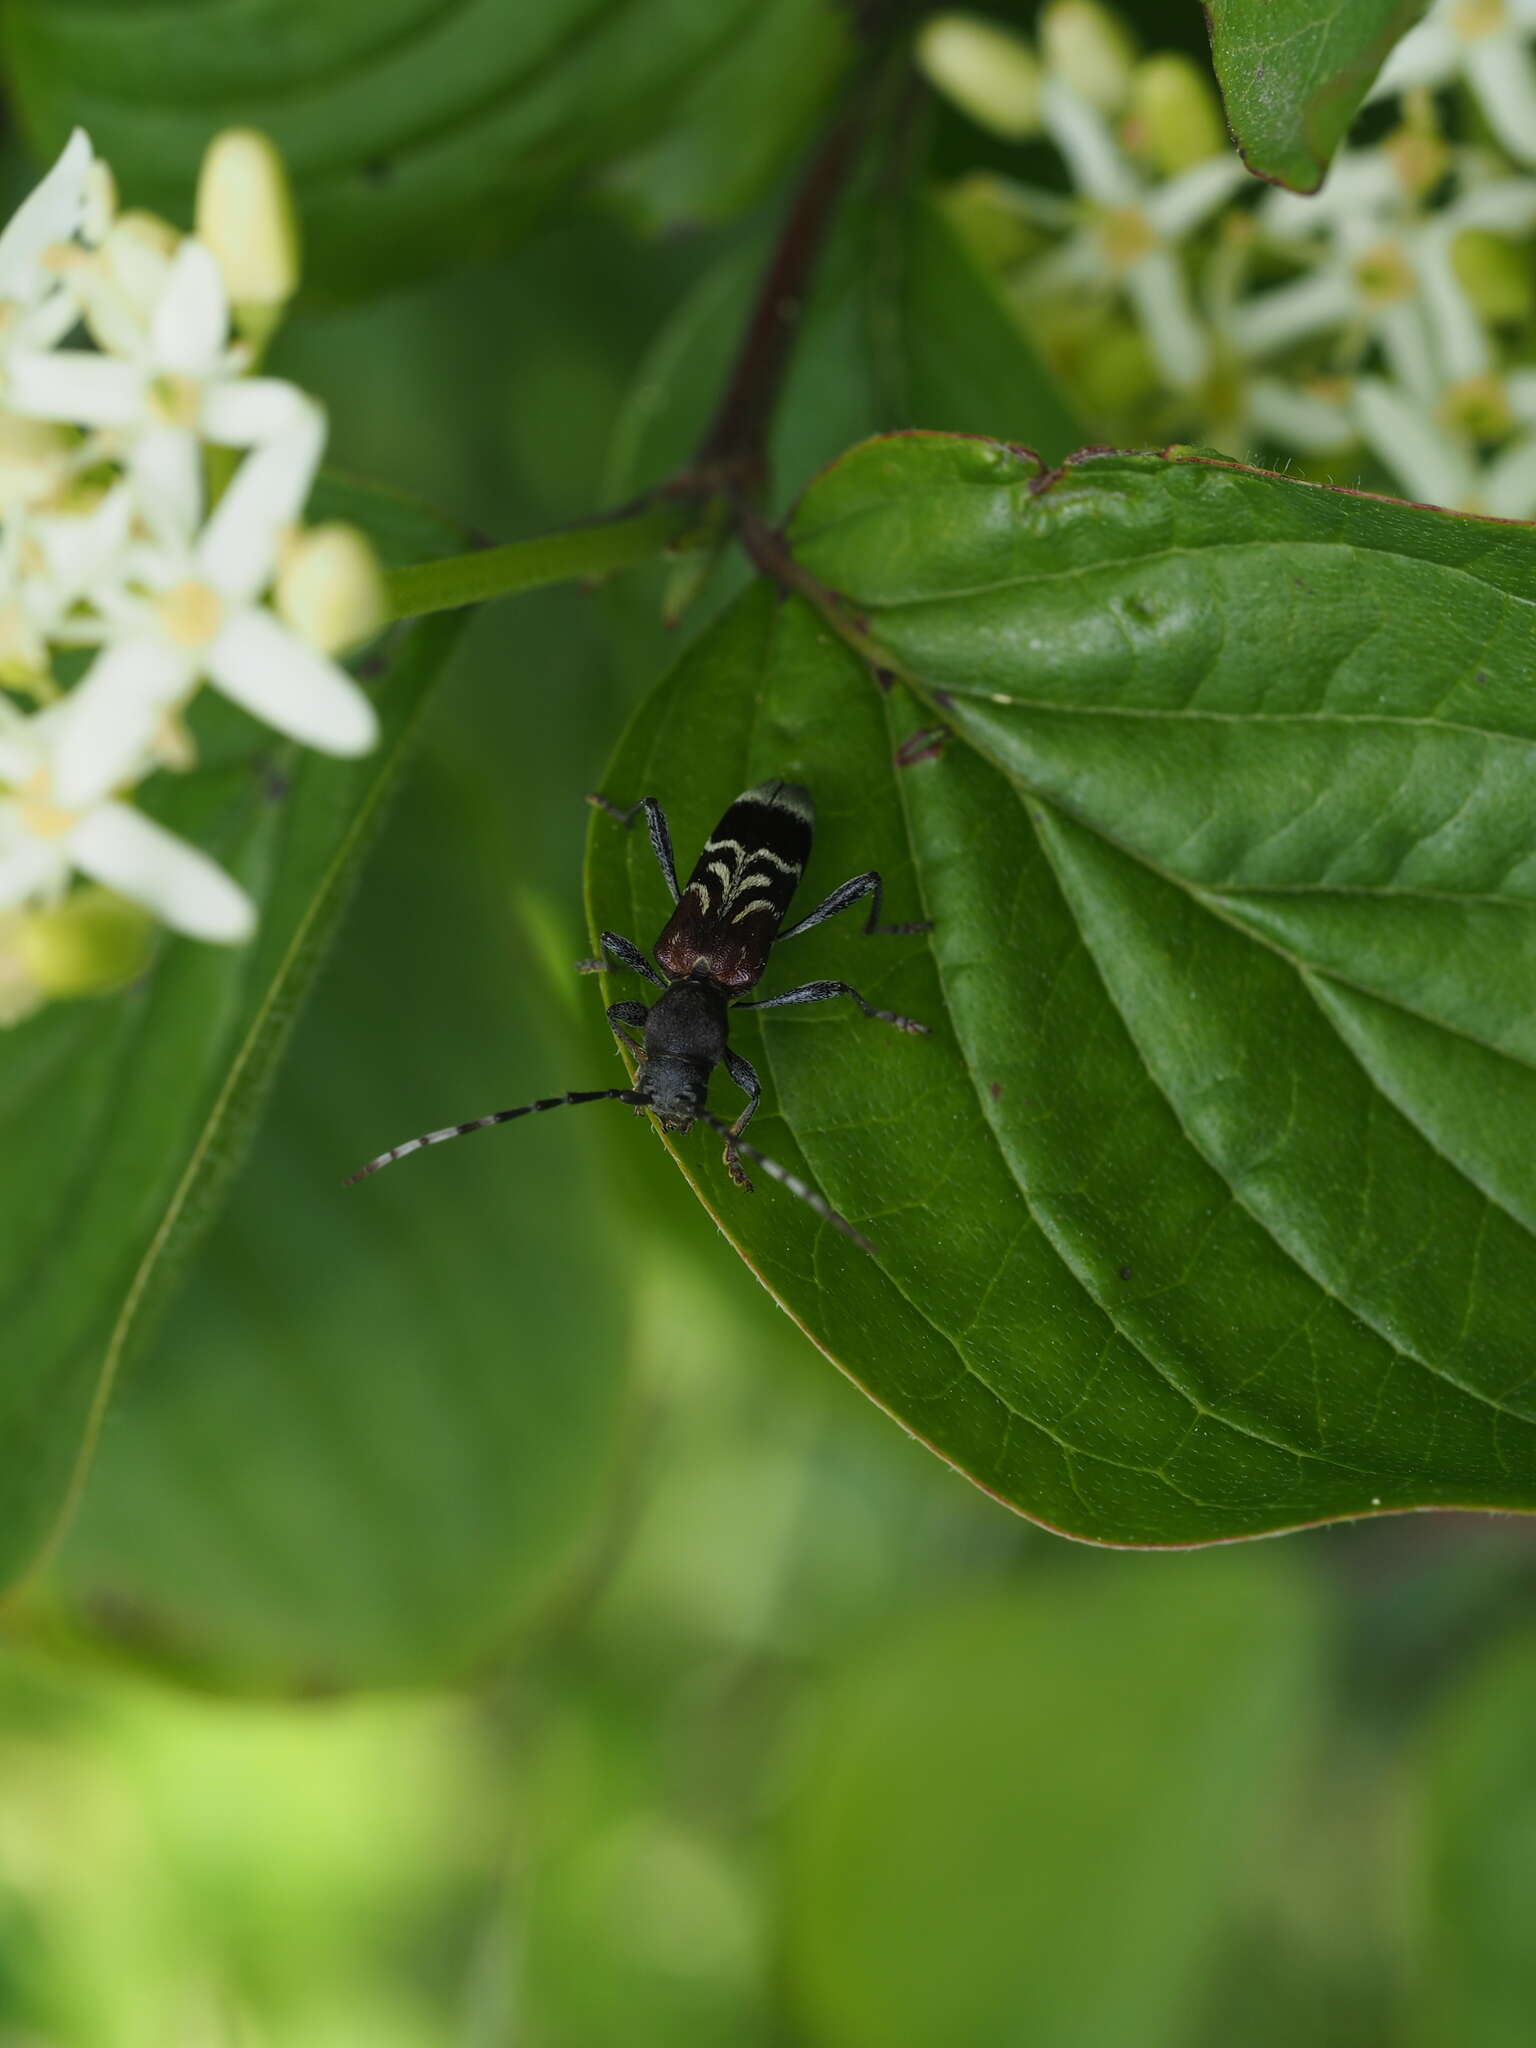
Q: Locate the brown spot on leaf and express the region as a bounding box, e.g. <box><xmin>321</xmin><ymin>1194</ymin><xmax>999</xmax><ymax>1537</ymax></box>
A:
<box><xmin>895</xmin><ymin>726</ymin><xmax>948</xmax><ymax>769</ymax></box>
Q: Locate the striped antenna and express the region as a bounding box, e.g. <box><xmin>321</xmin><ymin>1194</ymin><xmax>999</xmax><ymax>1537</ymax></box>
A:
<box><xmin>699</xmin><ymin>1111</ymin><xmax>875</xmax><ymax>1257</ymax></box>
<box><xmin>345</xmin><ymin>1088</ymin><xmax>649</xmax><ymax>1186</ymax></box>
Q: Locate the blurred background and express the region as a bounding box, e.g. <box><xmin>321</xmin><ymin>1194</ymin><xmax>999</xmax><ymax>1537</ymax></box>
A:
<box><xmin>4</xmin><ymin>1</ymin><xmax>1536</xmax><ymax>2042</ymax></box>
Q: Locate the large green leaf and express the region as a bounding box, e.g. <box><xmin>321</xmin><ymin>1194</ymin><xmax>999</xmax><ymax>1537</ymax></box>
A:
<box><xmin>602</xmin><ymin>0</ymin><xmax>852</xmax><ymax>234</ymax></box>
<box><xmin>780</xmin><ymin>1554</ymin><xmax>1320</xmax><ymax>2048</ymax></box>
<box><xmin>589</xmin><ymin>437</ymin><xmax>1536</xmax><ymax>1542</ymax></box>
<box><xmin>1412</xmin><ymin>1628</ymin><xmax>1536</xmax><ymax>2047</ymax></box>
<box><xmin>0</xmin><ymin>0</ymin><xmax>818</xmax><ymax>299</ymax></box>
<box><xmin>33</xmin><ymin>737</ymin><xmax>629</xmax><ymax>1690</ymax></box>
<box><xmin>1205</xmin><ymin>0</ymin><xmax>1429</xmax><ymax>192</ymax></box>
<box><xmin>0</xmin><ymin>479</ymin><xmax>462</xmax><ymax>1603</ymax></box>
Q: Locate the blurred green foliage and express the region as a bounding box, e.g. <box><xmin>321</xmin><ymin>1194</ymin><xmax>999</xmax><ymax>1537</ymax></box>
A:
<box><xmin>4</xmin><ymin>0</ymin><xmax>1536</xmax><ymax>2041</ymax></box>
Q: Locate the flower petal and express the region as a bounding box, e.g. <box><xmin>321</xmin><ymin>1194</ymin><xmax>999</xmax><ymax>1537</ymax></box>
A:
<box><xmin>22</xmin><ymin>284</ymin><xmax>85</xmax><ymax>352</ymax></box>
<box><xmin>1246</xmin><ymin>378</ymin><xmax>1357</xmax><ymax>452</ymax></box>
<box><xmin>1480</xmin><ymin>431</ymin><xmax>1536</xmax><ymax>519</ymax></box>
<box><xmin>1125</xmin><ymin>249</ymin><xmax>1208</xmax><ymax>388</ymax></box>
<box><xmin>1412</xmin><ymin>225</ymin><xmax>1491</xmax><ymax>382</ymax></box>
<box><xmin>200</xmin><ymin>375</ymin><xmax>311</xmax><ymax>448</ymax></box>
<box><xmin>127</xmin><ymin>425</ymin><xmax>203</xmax><ymax>548</ymax></box>
<box><xmin>207</xmin><ymin>605</ymin><xmax>378</xmax><ymax>756</ymax></box>
<box><xmin>68</xmin><ymin>800</ymin><xmax>254</xmax><ymax>942</ymax></box>
<box><xmin>5</xmin><ymin>348</ymin><xmax>145</xmax><ymax>428</ymax></box>
<box><xmin>1040</xmin><ymin>80</ymin><xmax>1136</xmax><ymax>205</ymax></box>
<box><xmin>1366</xmin><ymin>17</ymin><xmax>1459</xmax><ymax>99</ymax></box>
<box><xmin>0</xmin><ymin>128</ymin><xmax>92</xmax><ymax>303</ymax></box>
<box><xmin>149</xmin><ymin>237</ymin><xmax>229</xmax><ymax>373</ymax></box>
<box><xmin>33</xmin><ymin>482</ymin><xmax>134</xmax><ymax>602</ymax></box>
<box><xmin>1448</xmin><ymin>176</ymin><xmax>1536</xmax><ymax>237</ymax></box>
<box><xmin>1147</xmin><ymin>156</ymin><xmax>1248</xmax><ymax>241</ymax></box>
<box><xmin>1465</xmin><ymin>32</ymin><xmax>1536</xmax><ymax>168</ymax></box>
<box><xmin>1374</xmin><ymin>299</ymin><xmax>1438</xmax><ymax>406</ymax></box>
<box><xmin>0</xmin><ymin>825</ymin><xmax>64</xmax><ymax>909</ymax></box>
<box><xmin>1228</xmin><ymin>265</ymin><xmax>1357</xmax><ymax>357</ymax></box>
<box><xmin>0</xmin><ymin>703</ymin><xmax>38</xmax><ymax>785</ymax></box>
<box><xmin>54</xmin><ymin>636</ymin><xmax>193</xmax><ymax>807</ymax></box>
<box><xmin>1261</xmin><ymin>148</ymin><xmax>1404</xmax><ymax>239</ymax></box>
<box><xmin>1353</xmin><ymin>377</ymin><xmax>1475</xmax><ymax>509</ymax></box>
<box><xmin>195</xmin><ymin>404</ymin><xmax>324</xmax><ymax>600</ymax></box>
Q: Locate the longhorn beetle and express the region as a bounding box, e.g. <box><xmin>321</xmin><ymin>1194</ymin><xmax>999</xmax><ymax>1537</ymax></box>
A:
<box><xmin>345</xmin><ymin>780</ymin><xmax>930</xmax><ymax>1253</ymax></box>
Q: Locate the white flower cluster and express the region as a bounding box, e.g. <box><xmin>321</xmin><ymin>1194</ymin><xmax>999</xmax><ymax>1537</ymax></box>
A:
<box><xmin>0</xmin><ymin>128</ymin><xmax>385</xmax><ymax>1022</ymax></box>
<box><xmin>919</xmin><ymin>0</ymin><xmax>1536</xmax><ymax>517</ymax></box>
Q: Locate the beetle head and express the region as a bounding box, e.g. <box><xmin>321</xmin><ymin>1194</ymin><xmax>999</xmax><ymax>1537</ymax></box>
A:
<box><xmin>636</xmin><ymin>1050</ymin><xmax>711</xmax><ymax>1134</ymax></box>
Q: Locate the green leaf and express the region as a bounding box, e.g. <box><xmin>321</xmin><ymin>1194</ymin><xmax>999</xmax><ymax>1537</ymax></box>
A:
<box><xmin>781</xmin><ymin>1555</ymin><xmax>1320</xmax><ymax>2048</ymax></box>
<box><xmin>870</xmin><ymin>189</ymin><xmax>1081</xmax><ymax>461</ymax></box>
<box><xmin>590</xmin><ymin>437</ymin><xmax>1536</xmax><ymax>1542</ymax></box>
<box><xmin>36</xmin><ymin>742</ymin><xmax>629</xmax><ymax>1691</ymax></box>
<box><xmin>603</xmin><ymin>0</ymin><xmax>853</xmax><ymax>234</ymax></box>
<box><xmin>1413</xmin><ymin>1627</ymin><xmax>1536</xmax><ymax>2047</ymax></box>
<box><xmin>0</xmin><ymin>478</ymin><xmax>463</xmax><ymax>1602</ymax></box>
<box><xmin>1205</xmin><ymin>0</ymin><xmax>1429</xmax><ymax>192</ymax></box>
<box><xmin>0</xmin><ymin>0</ymin><xmax>798</xmax><ymax>299</ymax></box>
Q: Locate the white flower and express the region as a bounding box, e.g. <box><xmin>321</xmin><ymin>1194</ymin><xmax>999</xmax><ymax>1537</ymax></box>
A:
<box><xmin>1236</xmin><ymin>377</ymin><xmax>1359</xmax><ymax>456</ymax></box>
<box><xmin>0</xmin><ymin>703</ymin><xmax>253</xmax><ymax>942</ymax></box>
<box><xmin>0</xmin><ymin>127</ymin><xmax>96</xmax><ymax>357</ymax></box>
<box><xmin>1368</xmin><ymin>0</ymin><xmax>1536</xmax><ymax>169</ymax></box>
<box><xmin>0</xmin><ymin>480</ymin><xmax>134</xmax><ymax>683</ymax></box>
<box><xmin>1233</xmin><ymin>152</ymin><xmax>1536</xmax><ymax>402</ymax></box>
<box><xmin>1410</xmin><ymin>177</ymin><xmax>1536</xmax><ymax>379</ymax></box>
<box><xmin>7</xmin><ymin>236</ymin><xmax>309</xmax><ymax>540</ymax></box>
<box><xmin>1029</xmin><ymin>79</ymin><xmax>1246</xmax><ymax>388</ymax></box>
<box><xmin>1352</xmin><ymin>370</ymin><xmax>1536</xmax><ymax>514</ymax></box>
<box><xmin>0</xmin><ymin>124</ymin><xmax>379</xmax><ymax>1009</ymax></box>
<box><xmin>53</xmin><ymin>405</ymin><xmax>378</xmax><ymax>807</ymax></box>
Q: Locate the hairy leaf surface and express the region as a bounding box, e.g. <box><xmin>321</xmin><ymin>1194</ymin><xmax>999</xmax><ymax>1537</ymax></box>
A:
<box><xmin>590</xmin><ymin>437</ymin><xmax>1536</xmax><ymax>1541</ymax></box>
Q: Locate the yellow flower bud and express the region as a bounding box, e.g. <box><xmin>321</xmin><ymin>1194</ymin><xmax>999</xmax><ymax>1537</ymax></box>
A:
<box><xmin>1125</xmin><ymin>54</ymin><xmax>1227</xmax><ymax>175</ymax></box>
<box><xmin>1040</xmin><ymin>0</ymin><xmax>1137</xmax><ymax>112</ymax></box>
<box><xmin>195</xmin><ymin>128</ymin><xmax>299</xmax><ymax>342</ymax></box>
<box><xmin>276</xmin><ymin>523</ymin><xmax>388</xmax><ymax>655</ymax></box>
<box><xmin>15</xmin><ymin>887</ymin><xmax>154</xmax><ymax>1004</ymax></box>
<box><xmin>916</xmin><ymin>13</ymin><xmax>1044</xmax><ymax>140</ymax></box>
<box><xmin>1451</xmin><ymin>229</ymin><xmax>1534</xmax><ymax>324</ymax></box>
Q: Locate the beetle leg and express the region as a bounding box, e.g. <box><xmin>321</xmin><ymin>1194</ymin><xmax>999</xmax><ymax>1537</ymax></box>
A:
<box><xmin>737</xmin><ymin>978</ymin><xmax>927</xmax><ymax>1034</ymax></box>
<box><xmin>776</xmin><ymin>870</ymin><xmax>930</xmax><ymax>942</ymax></box>
<box><xmin>720</xmin><ymin>1047</ymin><xmax>761</xmax><ymax>1190</ymax></box>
